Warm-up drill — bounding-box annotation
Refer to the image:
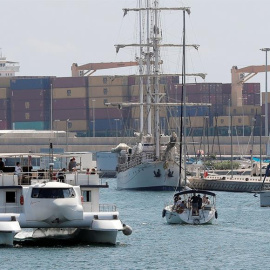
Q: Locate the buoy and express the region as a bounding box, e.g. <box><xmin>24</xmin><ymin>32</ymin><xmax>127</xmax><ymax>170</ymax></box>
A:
<box><xmin>122</xmin><ymin>224</ymin><xmax>132</xmax><ymax>236</ymax></box>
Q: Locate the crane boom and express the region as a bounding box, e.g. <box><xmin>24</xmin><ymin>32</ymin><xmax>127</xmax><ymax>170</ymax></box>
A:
<box><xmin>71</xmin><ymin>62</ymin><xmax>139</xmax><ymax>77</ymax></box>
<box><xmin>231</xmin><ymin>65</ymin><xmax>270</xmax><ymax>106</ymax></box>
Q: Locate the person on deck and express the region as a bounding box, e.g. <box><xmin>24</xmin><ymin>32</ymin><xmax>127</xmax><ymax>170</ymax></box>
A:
<box><xmin>0</xmin><ymin>158</ymin><xmax>5</xmax><ymax>171</ymax></box>
<box><xmin>15</xmin><ymin>162</ymin><xmax>23</xmax><ymax>183</ymax></box>
<box><xmin>68</xmin><ymin>158</ymin><xmax>77</xmax><ymax>172</ymax></box>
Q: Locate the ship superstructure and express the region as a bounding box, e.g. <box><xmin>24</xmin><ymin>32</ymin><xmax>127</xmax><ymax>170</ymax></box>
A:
<box><xmin>0</xmin><ymin>50</ymin><xmax>20</xmax><ymax>77</ymax></box>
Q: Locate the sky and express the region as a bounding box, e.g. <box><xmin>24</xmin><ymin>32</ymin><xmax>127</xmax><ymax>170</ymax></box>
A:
<box><xmin>1</xmin><ymin>0</ymin><xmax>270</xmax><ymax>91</ymax></box>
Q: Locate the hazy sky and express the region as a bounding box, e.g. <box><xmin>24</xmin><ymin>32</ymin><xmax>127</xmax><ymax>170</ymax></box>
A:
<box><xmin>1</xmin><ymin>0</ymin><xmax>270</xmax><ymax>91</ymax></box>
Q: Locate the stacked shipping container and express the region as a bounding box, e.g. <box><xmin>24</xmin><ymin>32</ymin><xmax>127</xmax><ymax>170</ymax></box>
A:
<box><xmin>11</xmin><ymin>78</ymin><xmax>51</xmax><ymax>130</ymax></box>
<box><xmin>0</xmin><ymin>75</ymin><xmax>262</xmax><ymax>136</ymax></box>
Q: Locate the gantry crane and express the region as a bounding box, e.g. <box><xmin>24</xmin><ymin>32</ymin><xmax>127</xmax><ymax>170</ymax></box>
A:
<box><xmin>231</xmin><ymin>65</ymin><xmax>270</xmax><ymax>106</ymax></box>
<box><xmin>71</xmin><ymin>62</ymin><xmax>139</xmax><ymax>77</ymax></box>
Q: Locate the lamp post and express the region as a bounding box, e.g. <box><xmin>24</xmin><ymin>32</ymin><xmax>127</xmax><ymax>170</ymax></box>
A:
<box><xmin>92</xmin><ymin>99</ymin><xmax>96</xmax><ymax>137</ymax></box>
<box><xmin>66</xmin><ymin>119</ymin><xmax>70</xmax><ymax>151</ymax></box>
<box><xmin>54</xmin><ymin>120</ymin><xmax>60</xmax><ymax>145</ymax></box>
<box><xmin>238</xmin><ymin>97</ymin><xmax>247</xmax><ymax>136</ymax></box>
<box><xmin>260</xmin><ymin>48</ymin><xmax>270</xmax><ymax>136</ymax></box>
<box><xmin>50</xmin><ymin>84</ymin><xmax>53</xmax><ymax>131</ymax></box>
<box><xmin>114</xmin><ymin>119</ymin><xmax>119</xmax><ymax>138</ymax></box>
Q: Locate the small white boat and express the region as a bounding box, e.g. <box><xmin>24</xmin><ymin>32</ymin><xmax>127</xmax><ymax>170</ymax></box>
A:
<box><xmin>162</xmin><ymin>189</ymin><xmax>218</xmax><ymax>225</ymax></box>
<box><xmin>0</xmin><ymin>171</ymin><xmax>132</xmax><ymax>246</ymax></box>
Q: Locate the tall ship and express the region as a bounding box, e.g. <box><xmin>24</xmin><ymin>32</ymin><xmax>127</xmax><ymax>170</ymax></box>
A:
<box><xmin>109</xmin><ymin>1</ymin><xmax>206</xmax><ymax>190</ymax></box>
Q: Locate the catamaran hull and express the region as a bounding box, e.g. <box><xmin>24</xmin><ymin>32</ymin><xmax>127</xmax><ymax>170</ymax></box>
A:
<box><xmin>117</xmin><ymin>161</ymin><xmax>180</xmax><ymax>190</ymax></box>
<box><xmin>15</xmin><ymin>228</ymin><xmax>119</xmax><ymax>245</ymax></box>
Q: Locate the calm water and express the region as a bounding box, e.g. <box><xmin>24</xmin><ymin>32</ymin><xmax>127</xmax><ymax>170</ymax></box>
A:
<box><xmin>1</xmin><ymin>179</ymin><xmax>270</xmax><ymax>270</ymax></box>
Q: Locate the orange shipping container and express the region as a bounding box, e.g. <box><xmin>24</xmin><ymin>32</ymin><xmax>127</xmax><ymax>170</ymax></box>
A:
<box><xmin>88</xmin><ymin>76</ymin><xmax>128</xmax><ymax>86</ymax></box>
<box><xmin>0</xmin><ymin>77</ymin><xmax>11</xmax><ymax>88</ymax></box>
<box><xmin>53</xmin><ymin>120</ymin><xmax>88</xmax><ymax>131</ymax></box>
<box><xmin>53</xmin><ymin>87</ymin><xmax>87</xmax><ymax>99</ymax></box>
<box><xmin>89</xmin><ymin>97</ymin><xmax>129</xmax><ymax>109</ymax></box>
<box><xmin>0</xmin><ymin>88</ymin><xmax>10</xmax><ymax>99</ymax></box>
<box><xmin>88</xmin><ymin>85</ymin><xmax>129</xmax><ymax>97</ymax></box>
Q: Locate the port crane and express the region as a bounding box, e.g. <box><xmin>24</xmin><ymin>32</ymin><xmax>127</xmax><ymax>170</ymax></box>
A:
<box><xmin>71</xmin><ymin>62</ymin><xmax>139</xmax><ymax>77</ymax></box>
<box><xmin>231</xmin><ymin>65</ymin><xmax>270</xmax><ymax>106</ymax></box>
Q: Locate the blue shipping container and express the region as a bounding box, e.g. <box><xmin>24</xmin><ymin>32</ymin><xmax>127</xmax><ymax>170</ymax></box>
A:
<box><xmin>10</xmin><ymin>78</ymin><xmax>51</xmax><ymax>90</ymax></box>
<box><xmin>90</xmin><ymin>119</ymin><xmax>123</xmax><ymax>131</ymax></box>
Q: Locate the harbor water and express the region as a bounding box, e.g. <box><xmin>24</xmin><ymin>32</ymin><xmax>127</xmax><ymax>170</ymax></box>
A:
<box><xmin>1</xmin><ymin>179</ymin><xmax>270</xmax><ymax>270</ymax></box>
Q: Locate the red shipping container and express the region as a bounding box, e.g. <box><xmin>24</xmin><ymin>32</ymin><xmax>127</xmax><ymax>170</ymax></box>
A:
<box><xmin>0</xmin><ymin>120</ymin><xmax>8</xmax><ymax>129</ymax></box>
<box><xmin>11</xmin><ymin>89</ymin><xmax>49</xmax><ymax>100</ymax></box>
<box><xmin>52</xmin><ymin>77</ymin><xmax>87</xmax><ymax>88</ymax></box>
<box><xmin>12</xmin><ymin>109</ymin><xmax>48</xmax><ymax>122</ymax></box>
<box><xmin>53</xmin><ymin>109</ymin><xmax>87</xmax><ymax>120</ymax></box>
<box><xmin>222</xmin><ymin>84</ymin><xmax>231</xmax><ymax>95</ymax></box>
<box><xmin>11</xmin><ymin>99</ymin><xmax>46</xmax><ymax>111</ymax></box>
<box><xmin>53</xmin><ymin>98</ymin><xmax>87</xmax><ymax>110</ymax></box>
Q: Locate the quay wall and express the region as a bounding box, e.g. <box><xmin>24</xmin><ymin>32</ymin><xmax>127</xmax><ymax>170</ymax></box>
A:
<box><xmin>0</xmin><ymin>135</ymin><xmax>267</xmax><ymax>156</ymax></box>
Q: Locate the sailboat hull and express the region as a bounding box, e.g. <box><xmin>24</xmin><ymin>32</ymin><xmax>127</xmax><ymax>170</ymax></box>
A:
<box><xmin>164</xmin><ymin>205</ymin><xmax>216</xmax><ymax>225</ymax></box>
<box><xmin>117</xmin><ymin>160</ymin><xmax>179</xmax><ymax>190</ymax></box>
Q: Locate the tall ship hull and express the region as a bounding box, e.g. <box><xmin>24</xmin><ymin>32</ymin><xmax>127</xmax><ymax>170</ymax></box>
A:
<box><xmin>117</xmin><ymin>159</ymin><xmax>179</xmax><ymax>191</ymax></box>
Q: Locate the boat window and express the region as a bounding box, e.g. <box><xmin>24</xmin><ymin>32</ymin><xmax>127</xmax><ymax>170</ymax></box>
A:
<box><xmin>82</xmin><ymin>190</ymin><xmax>91</xmax><ymax>202</ymax></box>
<box><xmin>31</xmin><ymin>188</ymin><xmax>76</xmax><ymax>199</ymax></box>
<box><xmin>6</xmin><ymin>191</ymin><xmax>16</xmax><ymax>203</ymax></box>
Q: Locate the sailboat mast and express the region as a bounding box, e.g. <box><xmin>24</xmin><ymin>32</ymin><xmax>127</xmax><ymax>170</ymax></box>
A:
<box><xmin>146</xmin><ymin>0</ymin><xmax>152</xmax><ymax>135</ymax></box>
<box><xmin>139</xmin><ymin>0</ymin><xmax>144</xmax><ymax>134</ymax></box>
<box><xmin>154</xmin><ymin>0</ymin><xmax>161</xmax><ymax>159</ymax></box>
<box><xmin>182</xmin><ymin>9</ymin><xmax>187</xmax><ymax>186</ymax></box>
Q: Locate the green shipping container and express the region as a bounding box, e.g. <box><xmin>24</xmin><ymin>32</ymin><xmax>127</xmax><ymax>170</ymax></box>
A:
<box><xmin>13</xmin><ymin>121</ymin><xmax>49</xmax><ymax>130</ymax></box>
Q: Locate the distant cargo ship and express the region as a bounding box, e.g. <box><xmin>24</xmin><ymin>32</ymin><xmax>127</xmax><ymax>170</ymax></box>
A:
<box><xmin>0</xmin><ymin>50</ymin><xmax>20</xmax><ymax>77</ymax></box>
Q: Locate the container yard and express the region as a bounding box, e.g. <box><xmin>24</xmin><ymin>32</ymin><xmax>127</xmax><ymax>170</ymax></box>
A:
<box><xmin>0</xmin><ymin>75</ymin><xmax>267</xmax><ymax>137</ymax></box>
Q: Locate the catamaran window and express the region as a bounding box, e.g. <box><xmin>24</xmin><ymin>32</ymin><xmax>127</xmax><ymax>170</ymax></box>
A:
<box><xmin>82</xmin><ymin>190</ymin><xmax>91</xmax><ymax>202</ymax></box>
<box><xmin>31</xmin><ymin>188</ymin><xmax>76</xmax><ymax>199</ymax></box>
<box><xmin>6</xmin><ymin>191</ymin><xmax>16</xmax><ymax>203</ymax></box>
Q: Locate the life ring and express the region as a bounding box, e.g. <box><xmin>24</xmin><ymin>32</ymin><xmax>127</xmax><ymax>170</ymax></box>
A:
<box><xmin>193</xmin><ymin>218</ymin><xmax>200</xmax><ymax>225</ymax></box>
<box><xmin>163</xmin><ymin>161</ymin><xmax>169</xmax><ymax>169</ymax></box>
<box><xmin>245</xmin><ymin>178</ymin><xmax>249</xmax><ymax>181</ymax></box>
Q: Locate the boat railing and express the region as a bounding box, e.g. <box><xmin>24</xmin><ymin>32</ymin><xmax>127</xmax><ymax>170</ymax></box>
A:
<box><xmin>99</xmin><ymin>204</ymin><xmax>117</xmax><ymax>212</ymax></box>
<box><xmin>118</xmin><ymin>152</ymin><xmax>156</xmax><ymax>172</ymax></box>
<box><xmin>0</xmin><ymin>172</ymin><xmax>19</xmax><ymax>186</ymax></box>
<box><xmin>0</xmin><ymin>205</ymin><xmax>22</xmax><ymax>214</ymax></box>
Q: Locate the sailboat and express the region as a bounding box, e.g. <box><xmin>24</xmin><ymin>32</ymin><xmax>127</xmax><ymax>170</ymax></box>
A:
<box><xmin>162</xmin><ymin>5</ymin><xmax>218</xmax><ymax>224</ymax></box>
<box><xmin>109</xmin><ymin>1</ymin><xmax>206</xmax><ymax>191</ymax></box>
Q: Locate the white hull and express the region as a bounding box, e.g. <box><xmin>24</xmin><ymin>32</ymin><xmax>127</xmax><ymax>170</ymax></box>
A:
<box><xmin>117</xmin><ymin>160</ymin><xmax>179</xmax><ymax>190</ymax></box>
<box><xmin>15</xmin><ymin>227</ymin><xmax>119</xmax><ymax>245</ymax></box>
<box><xmin>163</xmin><ymin>205</ymin><xmax>216</xmax><ymax>225</ymax></box>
